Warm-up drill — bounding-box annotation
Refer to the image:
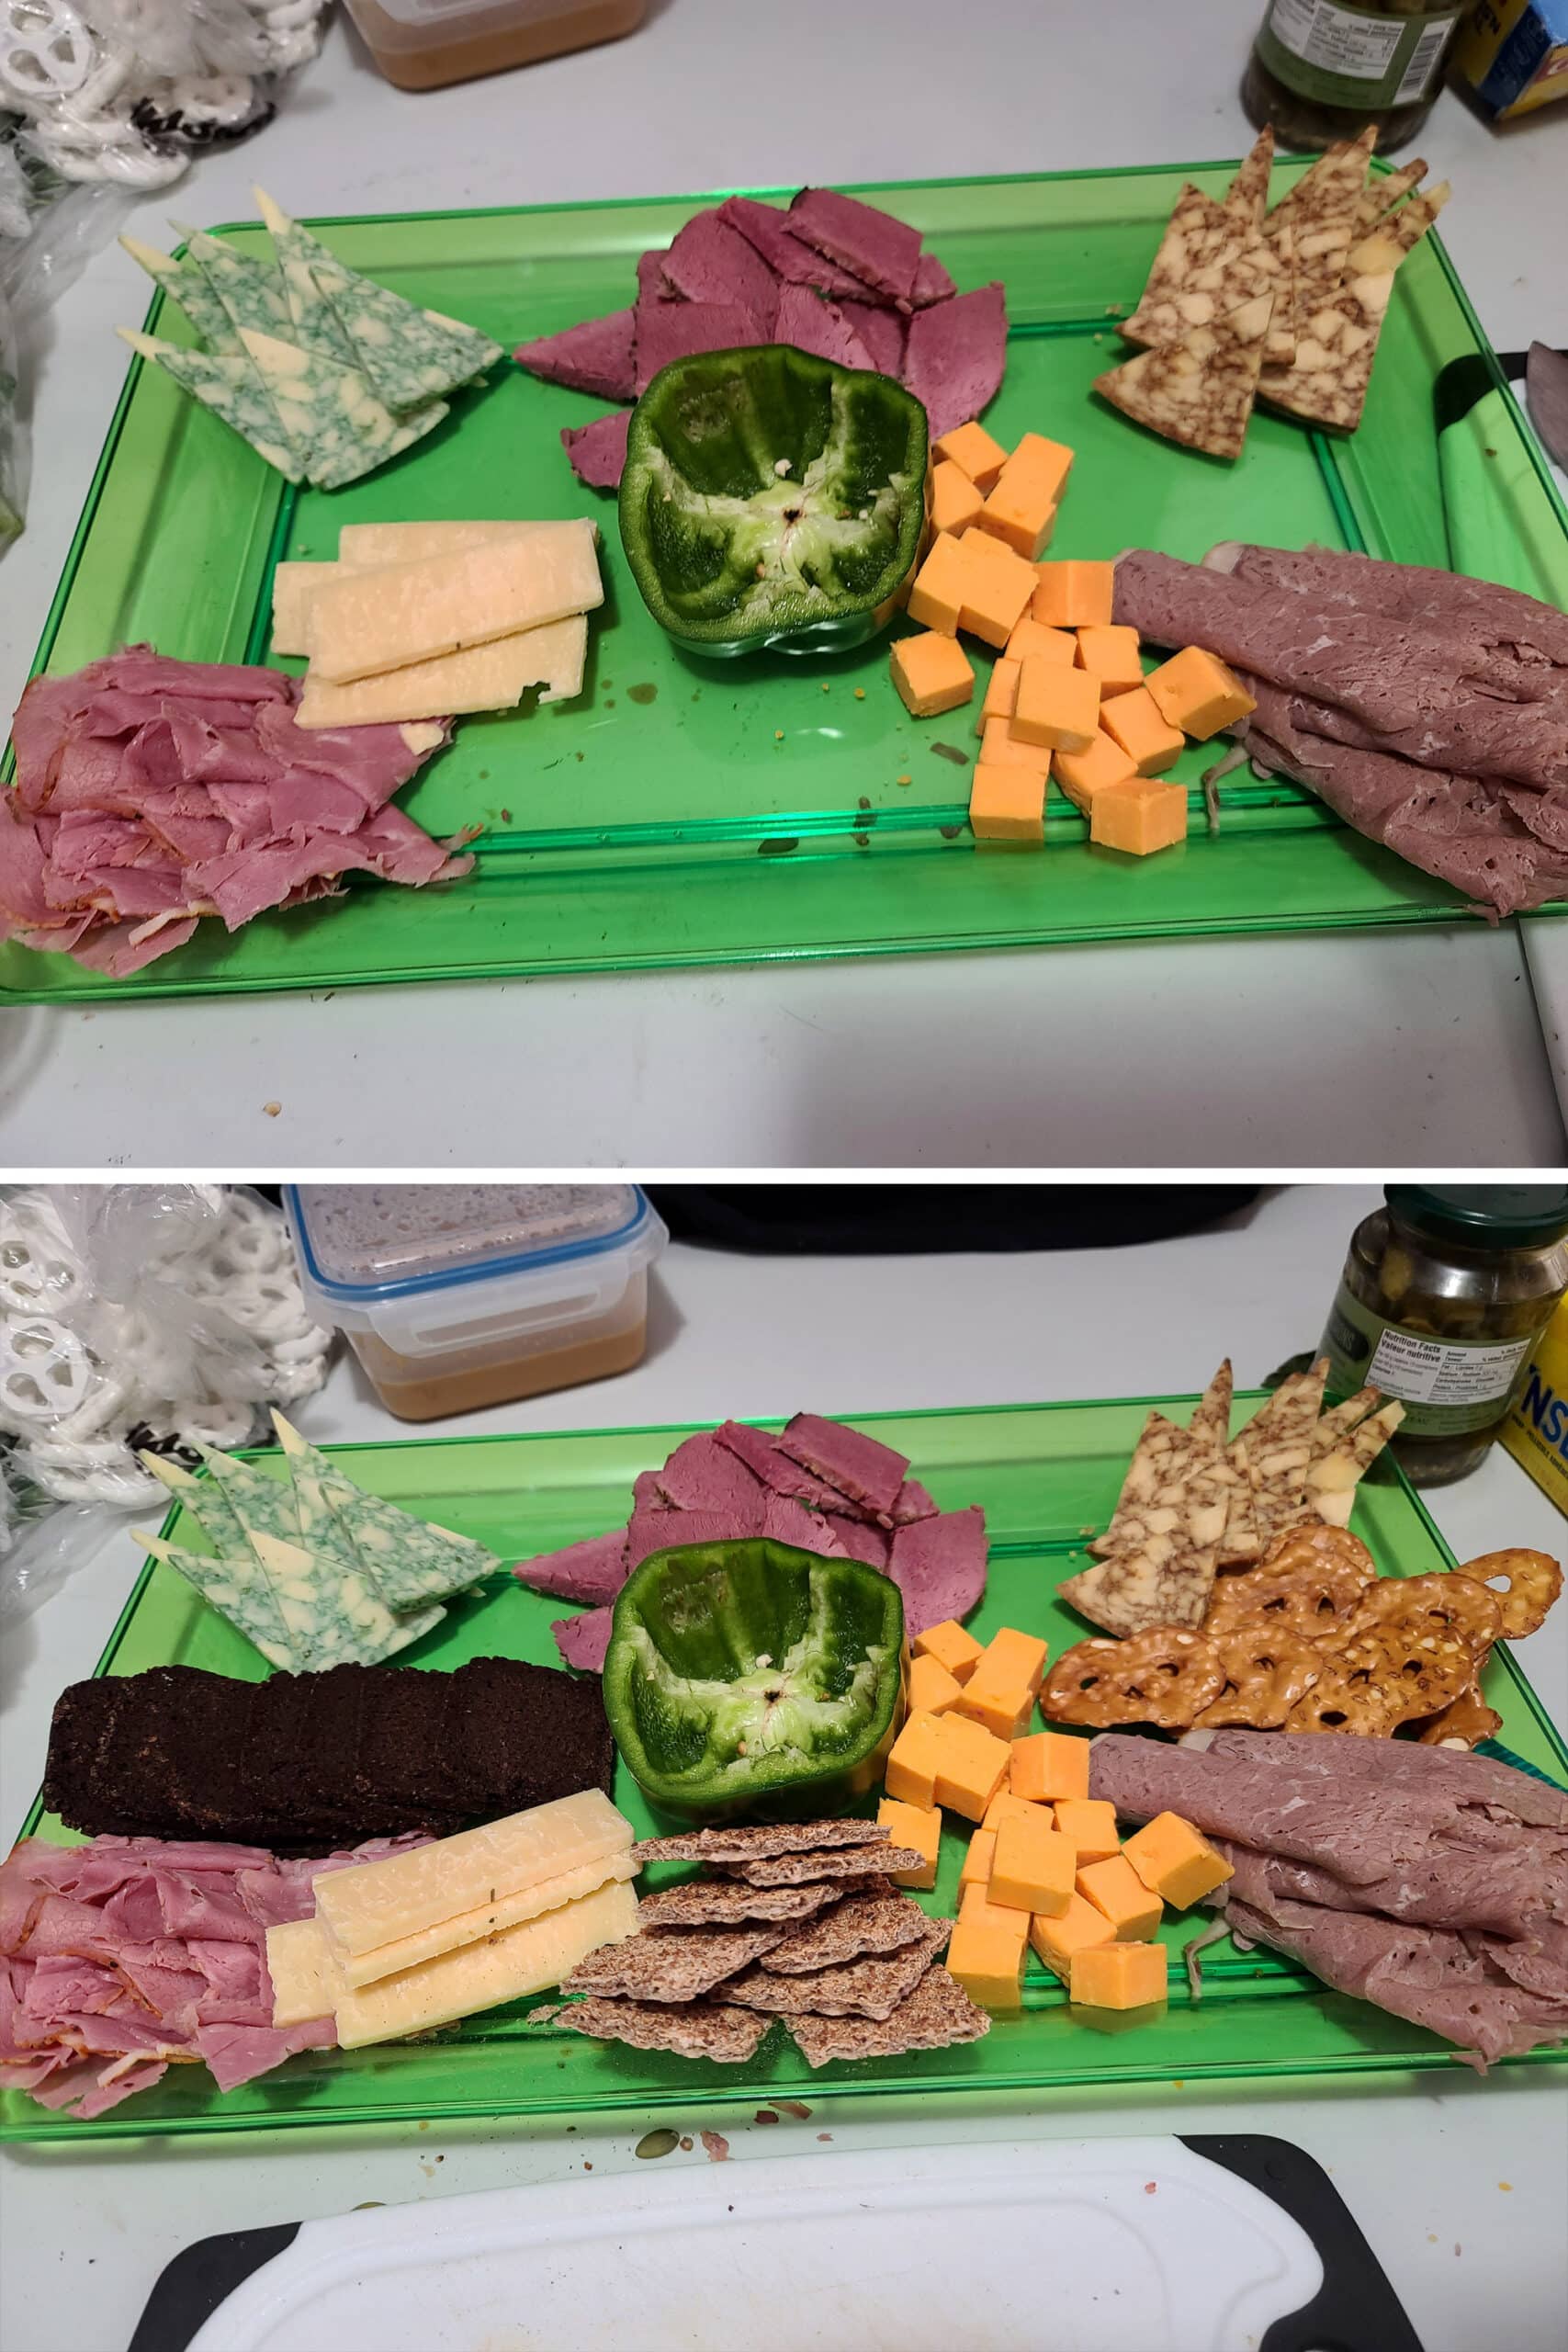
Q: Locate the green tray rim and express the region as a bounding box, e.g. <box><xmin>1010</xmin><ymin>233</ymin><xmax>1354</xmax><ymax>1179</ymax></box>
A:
<box><xmin>5</xmin><ymin>160</ymin><xmax>1567</xmax><ymax>1005</ymax></box>
<box><xmin>5</xmin><ymin>1390</ymin><xmax>1564</xmax><ymax>2143</ymax></box>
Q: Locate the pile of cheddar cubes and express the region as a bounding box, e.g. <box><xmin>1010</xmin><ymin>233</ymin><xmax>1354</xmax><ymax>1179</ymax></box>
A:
<box><xmin>876</xmin><ymin>1621</ymin><xmax>1233</xmax><ymax>2017</ymax></box>
<box><xmin>888</xmin><ymin>420</ymin><xmax>1257</xmax><ymax>855</ymax></box>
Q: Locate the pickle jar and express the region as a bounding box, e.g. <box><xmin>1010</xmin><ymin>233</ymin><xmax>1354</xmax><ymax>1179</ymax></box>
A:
<box><xmin>1243</xmin><ymin>1</ymin><xmax>1467</xmax><ymax>153</ymax></box>
<box><xmin>1322</xmin><ymin>1186</ymin><xmax>1568</xmax><ymax>1486</ymax></box>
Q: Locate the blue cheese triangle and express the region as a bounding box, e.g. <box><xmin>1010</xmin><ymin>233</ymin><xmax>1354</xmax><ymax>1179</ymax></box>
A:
<box><xmin>133</xmin><ymin>1529</ymin><xmax>297</xmax><ymax>1669</ymax></box>
<box><xmin>118</xmin><ymin>330</ymin><xmax>306</xmax><ymax>481</ymax></box>
<box><xmin>197</xmin><ymin>1444</ymin><xmax>304</xmax><ymax>1547</ymax></box>
<box><xmin>272</xmin><ymin>1408</ymin><xmax>501</xmax><ymax>1605</ymax></box>
<box><xmin>139</xmin><ymin>1451</ymin><xmax>251</xmax><ymax>1559</ymax></box>
<box><xmin>175</xmin><ymin>224</ymin><xmax>293</xmax><ymax>342</ymax></box>
<box><xmin>253</xmin><ymin>186</ymin><xmax>360</xmax><ymax>368</ymax></box>
<box><xmin>120</xmin><ymin>235</ymin><xmax>241</xmax><ymax>355</ymax></box>
<box><xmin>247</xmin><ymin>1528</ymin><xmax>446</xmax><ymax>1669</ymax></box>
<box><xmin>239</xmin><ymin>328</ymin><xmax>447</xmax><ymax>491</ymax></box>
<box><xmin>308</xmin><ymin>245</ymin><xmax>502</xmax><ymax>411</ymax></box>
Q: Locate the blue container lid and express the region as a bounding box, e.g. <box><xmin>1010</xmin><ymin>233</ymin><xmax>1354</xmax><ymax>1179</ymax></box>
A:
<box><xmin>287</xmin><ymin>1183</ymin><xmax>653</xmax><ymax>1305</ymax></box>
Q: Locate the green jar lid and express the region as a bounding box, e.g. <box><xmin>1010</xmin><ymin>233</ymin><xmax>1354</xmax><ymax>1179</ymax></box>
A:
<box><xmin>1385</xmin><ymin>1184</ymin><xmax>1568</xmax><ymax>1250</ymax></box>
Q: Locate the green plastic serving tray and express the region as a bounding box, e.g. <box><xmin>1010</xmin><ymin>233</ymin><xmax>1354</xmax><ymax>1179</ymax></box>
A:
<box><xmin>5</xmin><ymin>160</ymin><xmax>1567</xmax><ymax>1004</ymax></box>
<box><xmin>4</xmin><ymin>1393</ymin><xmax>1564</xmax><ymax>2143</ymax></box>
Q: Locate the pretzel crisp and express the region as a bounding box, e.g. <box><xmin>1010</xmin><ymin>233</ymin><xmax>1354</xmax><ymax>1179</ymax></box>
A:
<box><xmin>1043</xmin><ymin>1626</ymin><xmax>1224</xmax><ymax>1730</ymax></box>
<box><xmin>1414</xmin><ymin>1685</ymin><xmax>1504</xmax><ymax>1750</ymax></box>
<box><xmin>1191</xmin><ymin>1623</ymin><xmax>1322</xmax><ymax>1729</ymax></box>
<box><xmin>1456</xmin><ymin>1550</ymin><xmax>1563</xmax><ymax>1642</ymax></box>
<box><xmin>1286</xmin><ymin>1663</ymin><xmax>1412</xmax><ymax>1738</ymax></box>
<box><xmin>1343</xmin><ymin>1571</ymin><xmax>1502</xmax><ymax>1659</ymax></box>
<box><xmin>1335</xmin><ymin>1617</ymin><xmax>1475</xmax><ymax>1718</ymax></box>
<box><xmin>1252</xmin><ymin>1523</ymin><xmax>1377</xmax><ymax>1584</ymax></box>
<box><xmin>1204</xmin><ymin>1554</ymin><xmax>1372</xmax><ymax>1648</ymax></box>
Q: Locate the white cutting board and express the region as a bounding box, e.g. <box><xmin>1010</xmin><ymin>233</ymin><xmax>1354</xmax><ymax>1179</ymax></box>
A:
<box><xmin>184</xmin><ymin>2135</ymin><xmax>1324</xmax><ymax>2352</ymax></box>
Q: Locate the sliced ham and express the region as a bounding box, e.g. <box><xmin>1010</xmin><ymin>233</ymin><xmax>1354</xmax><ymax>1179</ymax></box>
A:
<box><xmin>0</xmin><ymin>1830</ymin><xmax>430</xmax><ymax>2120</ymax></box>
<box><xmin>3</xmin><ymin>651</ymin><xmax>454</xmax><ymax>976</ymax></box>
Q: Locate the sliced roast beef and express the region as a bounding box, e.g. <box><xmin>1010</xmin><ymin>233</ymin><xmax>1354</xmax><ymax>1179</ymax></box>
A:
<box><xmin>560</xmin><ymin>409</ymin><xmax>631</xmax><ymax>490</ymax></box>
<box><xmin>633</xmin><ymin>299</ymin><xmax>768</xmax><ymax>395</ymax></box>
<box><xmin>511</xmin><ymin>307</ymin><xmax>637</xmax><ymax>402</ymax></box>
<box><xmin>1218</xmin><ymin>542</ymin><xmax>1568</xmax><ymax>670</ymax></box>
<box><xmin>551</xmin><ymin>1605</ymin><xmax>614</xmax><ymax>1673</ymax></box>
<box><xmin>651</xmin><ymin>1431</ymin><xmax>768</xmax><ymax>1517</ymax></box>
<box><xmin>774</xmin><ymin>282</ymin><xmax>876</xmax><ymax>371</ymax></box>
<box><xmin>789</xmin><ymin>189</ymin><xmax>922</xmax><ymax>308</ymax></box>
<box><xmin>903</xmin><ymin>283</ymin><xmax>1009</xmax><ymax>438</ymax></box>
<box><xmin>776</xmin><ymin>1413</ymin><xmax>909</xmax><ymax>1517</ymax></box>
<box><xmin>510</xmin><ymin>1528</ymin><xmax>629</xmax><ymax>1606</ymax></box>
<box><xmin>717</xmin><ymin>198</ymin><xmax>870</xmax><ymax>300</ymax></box>
<box><xmin>1114</xmin><ymin>550</ymin><xmax>1568</xmax><ymax>792</ymax></box>
<box><xmin>660</xmin><ymin>213</ymin><xmax>779</xmax><ymax>325</ymax></box>
<box><xmin>1200</xmin><ymin>1727</ymin><xmax>1568</xmax><ymax>1831</ymax></box>
<box><xmin>888</xmin><ymin>1508</ymin><xmax>988</xmax><ymax>1633</ymax></box>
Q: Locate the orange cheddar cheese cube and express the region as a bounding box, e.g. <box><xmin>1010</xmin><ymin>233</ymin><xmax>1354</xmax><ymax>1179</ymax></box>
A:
<box><xmin>1011</xmin><ymin>1730</ymin><xmax>1091</xmax><ymax>1805</ymax></box>
<box><xmin>1090</xmin><ymin>778</ymin><xmax>1188</xmax><ymax>857</ymax></box>
<box><xmin>947</xmin><ymin>1917</ymin><xmax>1025</xmax><ymax>2012</ymax></box>
<box><xmin>1099</xmin><ymin>684</ymin><xmax>1185</xmax><ymax>776</ymax></box>
<box><xmin>1031</xmin><ymin>559</ymin><xmax>1114</xmax><ymax>628</ymax></box>
<box><xmin>1145</xmin><ymin>644</ymin><xmax>1257</xmax><ymax>741</ymax></box>
<box><xmin>1052</xmin><ymin>729</ymin><xmax>1138</xmax><ymax>814</ymax></box>
<box><xmin>1006</xmin><ymin>616</ymin><xmax>1076</xmax><ymax>667</ymax></box>
<box><xmin>976</xmin><ymin>433</ymin><xmax>1074</xmax><ymax>560</ymax></box>
<box><xmin>931</xmin><ymin>458</ymin><xmax>985</xmax><ymax>539</ymax></box>
<box><xmin>1075</xmin><ymin>624</ymin><xmax>1144</xmax><ymax>697</ymax></box>
<box><xmin>907</xmin><ymin>532</ymin><xmax>970</xmax><ymax>634</ymax></box>
<box><xmin>934</xmin><ymin>420</ymin><xmax>1009</xmax><ymax>491</ymax></box>
<box><xmin>983</xmin><ymin>1787</ymin><xmax>1047</xmax><ymax>1833</ymax></box>
<box><xmin>966</xmin><ymin>1627</ymin><xmax>1050</xmax><ymax>1699</ymax></box>
<box><xmin>890</xmin><ymin>631</ymin><xmax>975</xmax><ymax>719</ymax></box>
<box><xmin>977</xmin><ymin>656</ymin><xmax>1021</xmax><ymax>732</ymax></box>
<box><xmin>1121</xmin><ymin>1811</ymin><xmax>1235</xmax><ymax>1910</ymax></box>
<box><xmin>1052</xmin><ymin>1798</ymin><xmax>1120</xmax><ymax>1863</ymax></box>
<box><xmin>959</xmin><ymin>1826</ymin><xmax>998</xmax><ymax>1890</ymax></box>
<box><xmin>908</xmin><ymin>1651</ymin><xmax>964</xmax><ymax>1716</ymax></box>
<box><xmin>1029</xmin><ymin>1891</ymin><xmax>1115</xmax><ymax>1982</ymax></box>
<box><xmin>931</xmin><ymin>1713</ymin><xmax>1013</xmax><ymax>1821</ymax></box>
<box><xmin>959</xmin><ymin>1883</ymin><xmax>1032</xmax><ymax>1945</ymax></box>
<box><xmin>1069</xmin><ymin>1939</ymin><xmax>1168</xmax><ymax>2011</ymax></box>
<box><xmin>885</xmin><ymin>1710</ymin><xmax>947</xmax><ymax>1811</ymax></box>
<box><xmin>876</xmin><ymin>1796</ymin><xmax>942</xmax><ymax>1892</ymax></box>
<box><xmin>980</xmin><ymin>715</ymin><xmax>1052</xmax><ymax>774</ymax></box>
<box><xmin>991</xmin><ymin>1812</ymin><xmax>1076</xmax><ymax>1917</ymax></box>
<box><xmin>1012</xmin><ymin>658</ymin><xmax>1100</xmax><ymax>754</ymax></box>
<box><xmin>955</xmin><ymin>530</ymin><xmax>1038</xmax><ymax>647</ymax></box>
<box><xmin>1076</xmin><ymin>1852</ymin><xmax>1164</xmax><ymax>1942</ymax></box>
<box><xmin>970</xmin><ymin>762</ymin><xmax>1045</xmax><ymax>846</ymax></box>
<box><xmin>912</xmin><ymin>1619</ymin><xmax>985</xmax><ymax>1684</ymax></box>
<box><xmin>954</xmin><ymin>1682</ymin><xmax>1036</xmax><ymax>1744</ymax></box>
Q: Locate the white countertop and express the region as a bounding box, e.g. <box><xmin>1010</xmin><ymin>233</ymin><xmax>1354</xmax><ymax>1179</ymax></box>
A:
<box><xmin>3</xmin><ymin>1</ymin><xmax>1568</xmax><ymax>1166</ymax></box>
<box><xmin>2</xmin><ymin>1182</ymin><xmax>1566</xmax><ymax>2350</ymax></box>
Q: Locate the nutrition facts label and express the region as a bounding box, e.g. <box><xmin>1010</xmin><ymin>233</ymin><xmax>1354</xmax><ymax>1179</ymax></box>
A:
<box><xmin>1368</xmin><ymin>1327</ymin><xmax>1531</xmax><ymax>1408</ymax></box>
<box><xmin>1269</xmin><ymin>0</ymin><xmax>1404</xmax><ymax>80</ymax></box>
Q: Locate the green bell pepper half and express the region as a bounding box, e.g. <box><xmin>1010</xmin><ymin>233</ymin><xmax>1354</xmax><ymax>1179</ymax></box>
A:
<box><xmin>602</xmin><ymin>1536</ymin><xmax>908</xmax><ymax>1823</ymax></box>
<box><xmin>617</xmin><ymin>345</ymin><xmax>930</xmax><ymax>658</ymax></box>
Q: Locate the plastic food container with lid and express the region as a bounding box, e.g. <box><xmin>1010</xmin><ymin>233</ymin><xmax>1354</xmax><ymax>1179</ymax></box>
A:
<box><xmin>285</xmin><ymin>1184</ymin><xmax>668</xmax><ymax>1420</ymax></box>
<box><xmin>343</xmin><ymin>0</ymin><xmax>648</xmax><ymax>91</ymax></box>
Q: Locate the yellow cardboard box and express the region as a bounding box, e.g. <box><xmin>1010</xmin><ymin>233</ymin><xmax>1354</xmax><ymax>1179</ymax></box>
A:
<box><xmin>1503</xmin><ymin>1293</ymin><xmax>1568</xmax><ymax>1514</ymax></box>
<box><xmin>1454</xmin><ymin>1</ymin><xmax>1568</xmax><ymax>120</ymax></box>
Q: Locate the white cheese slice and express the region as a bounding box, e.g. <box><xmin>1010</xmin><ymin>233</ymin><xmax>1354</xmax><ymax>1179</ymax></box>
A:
<box><xmin>265</xmin><ymin>1917</ymin><xmax>339</xmax><ymax>2028</ymax></box>
<box><xmin>239</xmin><ymin>329</ymin><xmax>448</xmax><ymax>493</ymax></box>
<box><xmin>297</xmin><ymin>614</ymin><xmax>587</xmax><ymax>727</ymax></box>
<box><xmin>333</xmin><ymin>1877</ymin><xmax>639</xmax><ymax>2048</ymax></box>
<box><xmin>120</xmin><ymin>236</ymin><xmax>241</xmax><ymax>356</ymax></box>
<box><xmin>314</xmin><ymin>1788</ymin><xmax>633</xmax><ymax>1961</ymax></box>
<box><xmin>307</xmin><ymin>522</ymin><xmax>603</xmax><ymax>682</ymax></box>
<box><xmin>270</xmin><ymin>561</ymin><xmax>321</xmax><ymax>657</ymax></box>
<box><xmin>308</xmin><ymin>243</ymin><xmax>503</xmax><ymax>411</ymax></box>
<box><xmin>253</xmin><ymin>187</ymin><xmax>359</xmax><ymax>368</ymax></box>
<box><xmin>344</xmin><ymin>1850</ymin><xmax>639</xmax><ymax>1988</ymax></box>
<box><xmin>337</xmin><ymin>519</ymin><xmax>596</xmax><ymax>568</ymax></box>
<box><xmin>118</xmin><ymin>332</ymin><xmax>305</xmax><ymax>482</ymax></box>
